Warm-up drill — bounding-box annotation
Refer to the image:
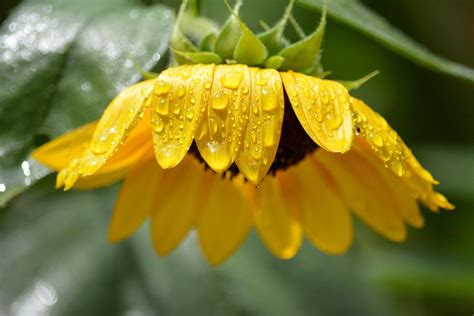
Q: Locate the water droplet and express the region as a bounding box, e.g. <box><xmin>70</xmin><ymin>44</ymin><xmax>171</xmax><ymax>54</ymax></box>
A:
<box><xmin>242</xmin><ymin>86</ymin><xmax>249</xmax><ymax>94</ymax></box>
<box><xmin>154</xmin><ymin>118</ymin><xmax>164</xmax><ymax>132</ymax></box>
<box><xmin>390</xmin><ymin>159</ymin><xmax>404</xmax><ymax>176</ymax></box>
<box><xmin>129</xmin><ymin>9</ymin><xmax>139</xmax><ymax>19</ymax></box>
<box><xmin>0</xmin><ymin>184</ymin><xmax>6</xmax><ymax>192</ymax></box>
<box><xmin>209</xmin><ymin>117</ymin><xmax>219</xmax><ymax>134</ymax></box>
<box><xmin>177</xmin><ymin>85</ymin><xmax>186</xmax><ymax>98</ymax></box>
<box><xmin>155</xmin><ymin>81</ymin><xmax>171</xmax><ymax>95</ymax></box>
<box><xmin>261</xmin><ymin>88</ymin><xmax>277</xmax><ymax>111</ymax></box>
<box><xmin>81</xmin><ymin>82</ymin><xmax>91</xmax><ymax>92</ymax></box>
<box><xmin>220</xmin><ymin>71</ymin><xmax>243</xmax><ymax>90</ymax></box>
<box><xmin>204</xmin><ymin>81</ymin><xmax>212</xmax><ymax>89</ymax></box>
<box><xmin>325</xmin><ymin>114</ymin><xmax>343</xmax><ymax>130</ymax></box>
<box><xmin>211</xmin><ymin>93</ymin><xmax>229</xmax><ymax>110</ymax></box>
<box><xmin>370</xmin><ymin>133</ymin><xmax>384</xmax><ymax>147</ymax></box>
<box><xmin>263</xmin><ymin>118</ymin><xmax>276</xmax><ymax>147</ymax></box>
<box><xmin>252</xmin><ymin>104</ymin><xmax>259</xmax><ymax>115</ymax></box>
<box><xmin>186</xmin><ymin>109</ymin><xmax>194</xmax><ymax>120</ymax></box>
<box><xmin>156</xmin><ymin>98</ymin><xmax>169</xmax><ymax>115</ymax></box>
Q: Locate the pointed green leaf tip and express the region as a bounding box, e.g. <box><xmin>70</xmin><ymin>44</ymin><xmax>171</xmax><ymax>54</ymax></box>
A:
<box><xmin>257</xmin><ymin>0</ymin><xmax>295</xmax><ymax>54</ymax></box>
<box><xmin>278</xmin><ymin>0</ymin><xmax>327</xmax><ymax>72</ymax></box>
<box><xmin>219</xmin><ymin>0</ymin><xmax>268</xmax><ymax>65</ymax></box>
<box><xmin>233</xmin><ymin>21</ymin><xmax>268</xmax><ymax>65</ymax></box>
<box><xmin>339</xmin><ymin>70</ymin><xmax>380</xmax><ymax>91</ymax></box>
<box><xmin>171</xmin><ymin>0</ymin><xmax>198</xmax><ymax>64</ymax></box>
<box><xmin>214</xmin><ymin>0</ymin><xmax>243</xmax><ymax>59</ymax></box>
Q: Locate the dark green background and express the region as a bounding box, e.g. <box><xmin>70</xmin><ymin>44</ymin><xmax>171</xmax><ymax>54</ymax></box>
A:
<box><xmin>0</xmin><ymin>0</ymin><xmax>473</xmax><ymax>315</ymax></box>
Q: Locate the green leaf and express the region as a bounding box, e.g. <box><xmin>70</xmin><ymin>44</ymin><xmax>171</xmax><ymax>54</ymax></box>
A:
<box><xmin>278</xmin><ymin>2</ymin><xmax>326</xmax><ymax>72</ymax></box>
<box><xmin>298</xmin><ymin>0</ymin><xmax>474</xmax><ymax>84</ymax></box>
<box><xmin>214</xmin><ymin>0</ymin><xmax>243</xmax><ymax>60</ymax></box>
<box><xmin>0</xmin><ymin>0</ymin><xmax>174</xmax><ymax>206</ymax></box>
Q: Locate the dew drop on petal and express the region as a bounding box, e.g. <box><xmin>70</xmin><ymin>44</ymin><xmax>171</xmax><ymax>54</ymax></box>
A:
<box><xmin>210</xmin><ymin>93</ymin><xmax>229</xmax><ymax>110</ymax></box>
<box><xmin>155</xmin><ymin>81</ymin><xmax>171</xmax><ymax>95</ymax></box>
<box><xmin>220</xmin><ymin>71</ymin><xmax>243</xmax><ymax>90</ymax></box>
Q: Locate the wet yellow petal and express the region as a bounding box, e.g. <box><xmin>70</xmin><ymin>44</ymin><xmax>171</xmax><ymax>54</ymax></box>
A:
<box><xmin>253</xmin><ymin>177</ymin><xmax>302</xmax><ymax>259</ymax></box>
<box><xmin>236</xmin><ymin>68</ymin><xmax>284</xmax><ymax>184</ymax></box>
<box><xmin>152</xmin><ymin>65</ymin><xmax>214</xmax><ymax>169</ymax></box>
<box><xmin>292</xmin><ymin>159</ymin><xmax>353</xmax><ymax>254</ymax></box>
<box><xmin>280</xmin><ymin>71</ymin><xmax>353</xmax><ymax>153</ymax></box>
<box><xmin>316</xmin><ymin>150</ymin><xmax>407</xmax><ymax>242</ymax></box>
<box><xmin>351</xmin><ymin>98</ymin><xmax>454</xmax><ymax>211</ymax></box>
<box><xmin>196</xmin><ymin>65</ymin><xmax>251</xmax><ymax>172</ymax></box>
<box><xmin>74</xmin><ymin>142</ymin><xmax>154</xmax><ymax>190</ymax></box>
<box><xmin>197</xmin><ymin>175</ymin><xmax>253</xmax><ymax>265</ymax></box>
<box><xmin>57</xmin><ymin>111</ymin><xmax>153</xmax><ymax>190</ymax></box>
<box><xmin>353</xmin><ymin>139</ymin><xmax>424</xmax><ymax>228</ymax></box>
<box><xmin>32</xmin><ymin>122</ymin><xmax>97</xmax><ymax>170</ymax></box>
<box><xmin>73</xmin><ymin>79</ymin><xmax>156</xmax><ymax>179</ymax></box>
<box><xmin>108</xmin><ymin>158</ymin><xmax>162</xmax><ymax>243</ymax></box>
<box><xmin>151</xmin><ymin>157</ymin><xmax>202</xmax><ymax>256</ymax></box>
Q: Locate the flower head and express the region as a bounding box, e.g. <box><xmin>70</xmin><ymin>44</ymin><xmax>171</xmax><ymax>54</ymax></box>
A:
<box><xmin>32</xmin><ymin>0</ymin><xmax>453</xmax><ymax>265</ymax></box>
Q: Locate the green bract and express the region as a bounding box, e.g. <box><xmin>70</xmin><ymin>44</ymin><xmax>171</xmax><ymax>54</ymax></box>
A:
<box><xmin>170</xmin><ymin>0</ymin><xmax>328</xmax><ymax>76</ymax></box>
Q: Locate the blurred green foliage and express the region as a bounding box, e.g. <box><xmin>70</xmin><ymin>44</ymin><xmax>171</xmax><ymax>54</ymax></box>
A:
<box><xmin>0</xmin><ymin>0</ymin><xmax>473</xmax><ymax>315</ymax></box>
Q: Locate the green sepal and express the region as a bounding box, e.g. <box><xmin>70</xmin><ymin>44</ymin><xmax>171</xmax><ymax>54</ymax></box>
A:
<box><xmin>214</xmin><ymin>0</ymin><xmax>243</xmax><ymax>59</ymax></box>
<box><xmin>257</xmin><ymin>0</ymin><xmax>294</xmax><ymax>54</ymax></box>
<box><xmin>172</xmin><ymin>49</ymin><xmax>223</xmax><ymax>64</ymax></box>
<box><xmin>278</xmin><ymin>2</ymin><xmax>327</xmax><ymax>73</ymax></box>
<box><xmin>170</xmin><ymin>0</ymin><xmax>199</xmax><ymax>65</ymax></box>
<box><xmin>264</xmin><ymin>55</ymin><xmax>285</xmax><ymax>69</ymax></box>
<box><xmin>234</xmin><ymin>22</ymin><xmax>268</xmax><ymax>66</ymax></box>
<box><xmin>200</xmin><ymin>32</ymin><xmax>217</xmax><ymax>51</ymax></box>
<box><xmin>338</xmin><ymin>70</ymin><xmax>380</xmax><ymax>91</ymax></box>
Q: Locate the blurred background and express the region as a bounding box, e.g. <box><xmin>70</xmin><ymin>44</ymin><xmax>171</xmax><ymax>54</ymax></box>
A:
<box><xmin>0</xmin><ymin>0</ymin><xmax>473</xmax><ymax>315</ymax></box>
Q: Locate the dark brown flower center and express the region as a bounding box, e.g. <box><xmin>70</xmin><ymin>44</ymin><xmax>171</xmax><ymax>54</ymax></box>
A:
<box><xmin>188</xmin><ymin>92</ymin><xmax>319</xmax><ymax>178</ymax></box>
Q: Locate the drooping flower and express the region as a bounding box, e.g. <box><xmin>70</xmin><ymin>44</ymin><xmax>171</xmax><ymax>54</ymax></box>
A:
<box><xmin>32</xmin><ymin>0</ymin><xmax>453</xmax><ymax>265</ymax></box>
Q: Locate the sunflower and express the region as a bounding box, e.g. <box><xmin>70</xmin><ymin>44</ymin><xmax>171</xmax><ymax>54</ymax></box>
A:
<box><xmin>32</xmin><ymin>0</ymin><xmax>453</xmax><ymax>265</ymax></box>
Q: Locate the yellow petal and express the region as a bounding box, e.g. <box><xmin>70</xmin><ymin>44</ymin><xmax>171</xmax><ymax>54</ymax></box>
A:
<box><xmin>253</xmin><ymin>176</ymin><xmax>302</xmax><ymax>259</ymax></box>
<box><xmin>315</xmin><ymin>150</ymin><xmax>407</xmax><ymax>242</ymax></box>
<box><xmin>197</xmin><ymin>175</ymin><xmax>253</xmax><ymax>265</ymax></box>
<box><xmin>32</xmin><ymin>121</ymin><xmax>98</xmax><ymax>170</ymax></box>
<box><xmin>55</xmin><ymin>111</ymin><xmax>153</xmax><ymax>190</ymax></box>
<box><xmin>236</xmin><ymin>68</ymin><xmax>284</xmax><ymax>184</ymax></box>
<box><xmin>196</xmin><ymin>65</ymin><xmax>251</xmax><ymax>172</ymax></box>
<box><xmin>56</xmin><ymin>80</ymin><xmax>156</xmax><ymax>189</ymax></box>
<box><xmin>152</xmin><ymin>65</ymin><xmax>214</xmax><ymax>169</ymax></box>
<box><xmin>292</xmin><ymin>159</ymin><xmax>353</xmax><ymax>254</ymax></box>
<box><xmin>353</xmin><ymin>139</ymin><xmax>424</xmax><ymax>228</ymax></box>
<box><xmin>108</xmin><ymin>158</ymin><xmax>162</xmax><ymax>243</ymax></box>
<box><xmin>74</xmin><ymin>142</ymin><xmax>154</xmax><ymax>190</ymax></box>
<box><xmin>280</xmin><ymin>71</ymin><xmax>353</xmax><ymax>153</ymax></box>
<box><xmin>351</xmin><ymin>98</ymin><xmax>454</xmax><ymax>211</ymax></box>
<box><xmin>78</xmin><ymin>79</ymin><xmax>156</xmax><ymax>178</ymax></box>
<box><xmin>151</xmin><ymin>157</ymin><xmax>202</xmax><ymax>256</ymax></box>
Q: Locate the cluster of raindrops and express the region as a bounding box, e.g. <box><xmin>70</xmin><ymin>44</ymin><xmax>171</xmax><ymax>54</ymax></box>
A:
<box><xmin>236</xmin><ymin>68</ymin><xmax>284</xmax><ymax>182</ymax></box>
<box><xmin>351</xmin><ymin>99</ymin><xmax>408</xmax><ymax>177</ymax></box>
<box><xmin>151</xmin><ymin>65</ymin><xmax>214</xmax><ymax>168</ymax></box>
<box><xmin>0</xmin><ymin>158</ymin><xmax>49</xmax><ymax>206</ymax></box>
<box><xmin>281</xmin><ymin>72</ymin><xmax>353</xmax><ymax>153</ymax></box>
<box><xmin>0</xmin><ymin>4</ymin><xmax>79</xmax><ymax>66</ymax></box>
<box><xmin>195</xmin><ymin>65</ymin><xmax>251</xmax><ymax>172</ymax></box>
